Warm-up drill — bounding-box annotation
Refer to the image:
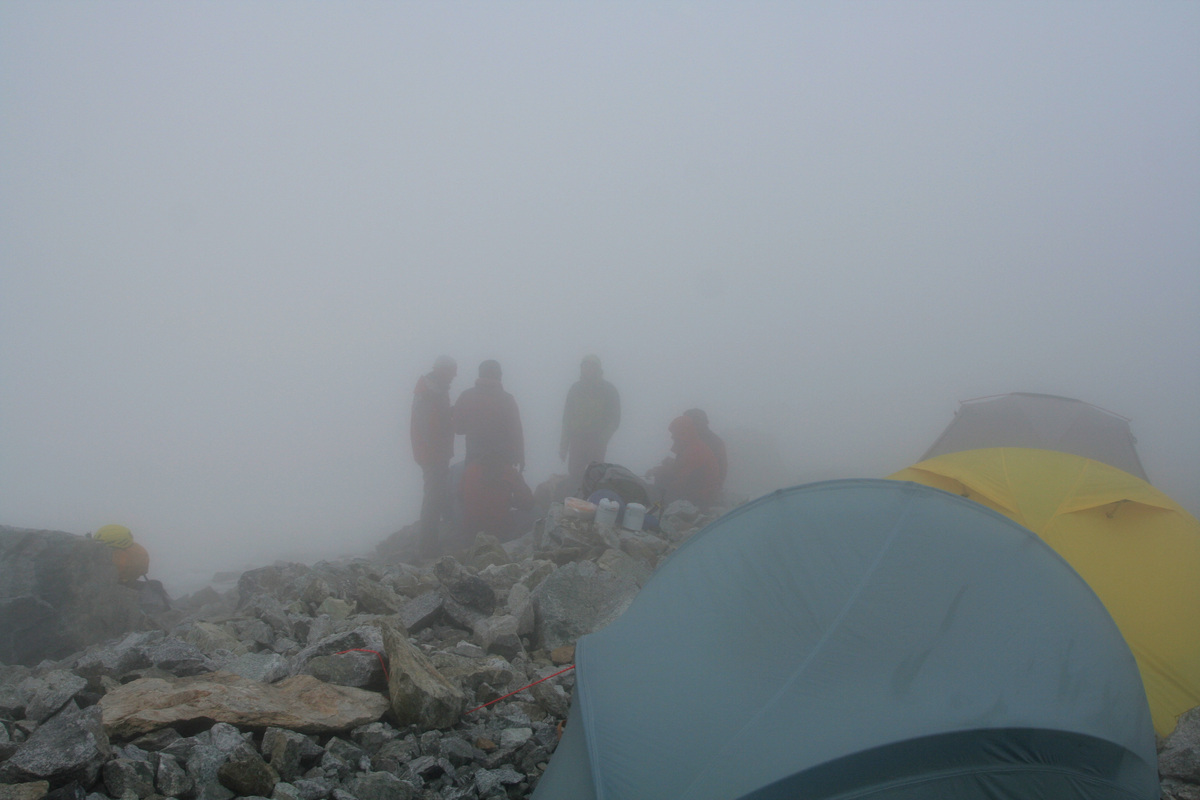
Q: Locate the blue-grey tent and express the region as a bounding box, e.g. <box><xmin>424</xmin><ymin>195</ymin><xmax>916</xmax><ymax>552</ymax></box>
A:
<box><xmin>533</xmin><ymin>480</ymin><xmax>1158</xmax><ymax>800</ymax></box>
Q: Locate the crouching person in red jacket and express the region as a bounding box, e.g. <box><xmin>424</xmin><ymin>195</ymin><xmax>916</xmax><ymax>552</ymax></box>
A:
<box><xmin>650</xmin><ymin>414</ymin><xmax>722</xmax><ymax>509</ymax></box>
<box><xmin>460</xmin><ymin>459</ymin><xmax>535</xmax><ymax>547</ymax></box>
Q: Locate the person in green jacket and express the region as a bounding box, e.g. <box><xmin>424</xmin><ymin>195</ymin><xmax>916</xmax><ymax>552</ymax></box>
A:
<box><xmin>559</xmin><ymin>354</ymin><xmax>621</xmax><ymax>487</ymax></box>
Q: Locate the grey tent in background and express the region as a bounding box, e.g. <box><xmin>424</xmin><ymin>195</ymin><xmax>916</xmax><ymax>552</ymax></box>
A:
<box><xmin>921</xmin><ymin>392</ymin><xmax>1148</xmax><ymax>481</ymax></box>
<box><xmin>533</xmin><ymin>480</ymin><xmax>1158</xmax><ymax>800</ymax></box>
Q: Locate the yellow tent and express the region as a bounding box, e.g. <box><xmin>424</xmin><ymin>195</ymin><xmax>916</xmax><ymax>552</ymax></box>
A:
<box><xmin>890</xmin><ymin>447</ymin><xmax>1200</xmax><ymax>736</ymax></box>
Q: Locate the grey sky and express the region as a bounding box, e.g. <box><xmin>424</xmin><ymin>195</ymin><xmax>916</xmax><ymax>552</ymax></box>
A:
<box><xmin>2</xmin><ymin>2</ymin><xmax>1197</xmax><ymax>591</ymax></box>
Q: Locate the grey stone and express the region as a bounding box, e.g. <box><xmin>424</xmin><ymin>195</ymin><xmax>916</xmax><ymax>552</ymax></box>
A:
<box><xmin>531</xmin><ymin>560</ymin><xmax>639</xmax><ymax>650</ymax></box>
<box><xmin>461</xmin><ymin>533</ymin><xmax>515</xmax><ymax>570</ymax></box>
<box><xmin>349</xmin><ymin>721</ymin><xmax>397</xmax><ymax>755</ymax></box>
<box><xmin>225</xmin><ymin>651</ymin><xmax>290</xmax><ymax>683</ymax></box>
<box><xmin>596</xmin><ymin>546</ymin><xmax>653</xmax><ymax>587</ymax></box>
<box><xmin>431</xmin><ymin>652</ymin><xmax>519</xmax><ymax>695</ymax></box>
<box><xmin>0</xmin><ymin>782</ymin><xmax>50</xmax><ymax>800</ymax></box>
<box><xmin>209</xmin><ymin>722</ymin><xmax>250</xmax><ymax>753</ymax></box>
<box><xmin>324</xmin><ymin>736</ymin><xmax>369</xmax><ymax>771</ymax></box>
<box><xmin>289</xmin><ymin>627</ymin><xmax>384</xmax><ymax>676</ymax></box>
<box><xmin>291</xmin><ymin>777</ymin><xmax>333</xmax><ymax>800</ymax></box>
<box><xmin>348</xmin><ymin>771</ymin><xmax>415</xmax><ymax>800</ymax></box>
<box><xmin>148</xmin><ymin>636</ymin><xmax>217</xmax><ymax>675</ymax></box>
<box><xmin>519</xmin><ymin>560</ymin><xmax>556</xmax><ymax>591</ymax></box>
<box><xmin>315</xmin><ymin>597</ymin><xmax>355</xmax><ymax>620</ymax></box>
<box><xmin>271</xmin><ymin>782</ymin><xmax>302</xmax><ymax>800</ymax></box>
<box><xmin>261</xmin><ymin>727</ymin><xmax>311</xmax><ymax>782</ymax></box>
<box><xmin>72</xmin><ymin>630</ymin><xmax>161</xmax><ymax>681</ymax></box>
<box><xmin>507</xmin><ymin>583</ymin><xmax>536</xmax><ymax>637</ymax></box>
<box><xmin>299</xmin><ymin>575</ymin><xmax>335</xmax><ymax>612</ymax></box>
<box><xmin>0</xmin><ymin>703</ymin><xmax>111</xmax><ymax>787</ymax></box>
<box><xmin>186</xmin><ymin>743</ymin><xmax>235</xmax><ymax>800</ymax></box>
<box><xmin>499</xmin><ymin>727</ymin><xmax>532</xmax><ymax>748</ymax></box>
<box><xmin>159</xmin><ymin>733</ymin><xmax>202</xmax><ymax>763</ymax></box>
<box><xmin>478</xmin><ymin>562</ymin><xmax>527</xmax><ymax>594</ymax></box>
<box><xmin>317</xmin><ymin>748</ymin><xmax>352</xmax><ymax>782</ymax></box>
<box><xmin>1162</xmin><ymin>780</ymin><xmax>1200</xmax><ymax>800</ymax></box>
<box><xmin>302</xmin><ymin>651</ymin><xmax>386</xmax><ymax>690</ymax></box>
<box><xmin>304</xmin><ymin>615</ymin><xmax>337</xmax><ymax>645</ymax></box>
<box><xmin>529</xmin><ymin>674</ymin><xmax>570</xmax><ymax>718</ymax></box>
<box><xmin>155</xmin><ymin>753</ymin><xmax>194</xmax><ymax>797</ymax></box>
<box><xmin>619</xmin><ymin>534</ymin><xmax>661</xmax><ymax>569</ymax></box>
<box><xmin>451</xmin><ymin>640</ymin><xmax>487</xmax><ymax>658</ymax></box>
<box><xmin>661</xmin><ymin>499</ymin><xmax>700</xmax><ymax>534</ymax></box>
<box><xmin>1161</xmin><ymin>706</ymin><xmax>1200</xmax><ymax>782</ymax></box>
<box><xmin>438</xmin><ymin>736</ymin><xmax>485</xmax><ymax>767</ymax></box>
<box><xmin>0</xmin><ymin>665</ymin><xmax>31</xmax><ymax>717</ymax></box>
<box><xmin>246</xmin><ymin>593</ymin><xmax>295</xmax><ymax>638</ymax></box>
<box><xmin>379</xmin><ymin>620</ymin><xmax>465</xmax><ymax>730</ymax></box>
<box><xmin>441</xmin><ymin>594</ymin><xmax>488</xmax><ymax>631</ymax></box>
<box><xmin>130</xmin><ymin>726</ymin><xmax>182</xmax><ymax>752</ymax></box>
<box><xmin>218</xmin><ymin>753</ymin><xmax>279</xmax><ymax>797</ymax></box>
<box><xmin>371</xmin><ymin>737</ymin><xmax>421</xmax><ymax>774</ymax></box>
<box><xmin>271</xmin><ymin>635</ymin><xmax>301</xmax><ymax>655</ymax></box>
<box><xmin>20</xmin><ymin>670</ymin><xmax>88</xmax><ymax>723</ymax></box>
<box><xmin>447</xmin><ymin>575</ymin><xmax>497</xmax><ymax>614</ymax></box>
<box><xmin>353</xmin><ymin>577</ymin><xmax>405</xmax><ymax>615</ymax></box>
<box><xmin>405</xmin><ymin>755</ymin><xmax>446</xmax><ymax>779</ymax></box>
<box><xmin>387</xmin><ymin>564</ymin><xmax>436</xmax><ymax>598</ymax></box>
<box><xmin>230</xmin><ymin>617</ymin><xmax>277</xmax><ymax>647</ymax></box>
<box><xmin>474</xmin><ymin>767</ymin><xmax>523</xmax><ymax>794</ymax></box>
<box><xmin>102</xmin><ymin>758</ymin><xmax>156</xmax><ymax>799</ymax></box>
<box><xmin>472</xmin><ymin>614</ymin><xmax>524</xmax><ymax>661</ymax></box>
<box><xmin>179</xmin><ymin>621</ymin><xmax>249</xmax><ymax>657</ymax></box>
<box><xmin>399</xmin><ymin>592</ymin><xmax>444</xmax><ymax>633</ymax></box>
<box><xmin>236</xmin><ymin>563</ymin><xmax>314</xmax><ymax>610</ymax></box>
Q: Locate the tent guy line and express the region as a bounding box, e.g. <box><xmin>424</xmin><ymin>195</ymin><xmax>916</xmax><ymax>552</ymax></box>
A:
<box><xmin>465</xmin><ymin>665</ymin><xmax>576</xmax><ymax>716</ymax></box>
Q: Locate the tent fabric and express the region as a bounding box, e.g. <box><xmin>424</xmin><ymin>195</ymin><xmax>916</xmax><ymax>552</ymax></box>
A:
<box><xmin>921</xmin><ymin>393</ymin><xmax>1148</xmax><ymax>481</ymax></box>
<box><xmin>533</xmin><ymin>479</ymin><xmax>1158</xmax><ymax>800</ymax></box>
<box><xmin>891</xmin><ymin>447</ymin><xmax>1200</xmax><ymax>737</ymax></box>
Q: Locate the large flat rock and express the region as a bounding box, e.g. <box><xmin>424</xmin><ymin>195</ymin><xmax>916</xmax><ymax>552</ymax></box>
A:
<box><xmin>98</xmin><ymin>671</ymin><xmax>388</xmax><ymax>738</ymax></box>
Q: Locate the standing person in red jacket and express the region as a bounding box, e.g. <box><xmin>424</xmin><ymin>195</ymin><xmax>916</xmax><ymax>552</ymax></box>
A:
<box><xmin>410</xmin><ymin>355</ymin><xmax>457</xmax><ymax>558</ymax></box>
<box><xmin>650</xmin><ymin>414</ymin><xmax>721</xmax><ymax>508</ymax></box>
<box><xmin>453</xmin><ymin>360</ymin><xmax>528</xmax><ymax>548</ymax></box>
<box><xmin>453</xmin><ymin>359</ymin><xmax>525</xmax><ymax>472</ymax></box>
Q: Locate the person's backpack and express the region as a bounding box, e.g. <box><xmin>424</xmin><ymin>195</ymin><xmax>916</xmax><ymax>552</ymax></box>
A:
<box><xmin>579</xmin><ymin>462</ymin><xmax>651</xmax><ymax>508</ymax></box>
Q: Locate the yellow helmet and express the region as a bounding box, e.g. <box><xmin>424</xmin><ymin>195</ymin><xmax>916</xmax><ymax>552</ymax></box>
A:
<box><xmin>94</xmin><ymin>524</ymin><xmax>134</xmax><ymax>549</ymax></box>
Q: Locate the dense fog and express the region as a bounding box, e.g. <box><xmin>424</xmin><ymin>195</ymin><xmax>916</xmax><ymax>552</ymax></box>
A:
<box><xmin>2</xmin><ymin>3</ymin><xmax>1197</xmax><ymax>593</ymax></box>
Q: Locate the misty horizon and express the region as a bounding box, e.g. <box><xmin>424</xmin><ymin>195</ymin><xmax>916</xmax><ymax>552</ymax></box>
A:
<box><xmin>2</xmin><ymin>3</ymin><xmax>1196</xmax><ymax>593</ymax></box>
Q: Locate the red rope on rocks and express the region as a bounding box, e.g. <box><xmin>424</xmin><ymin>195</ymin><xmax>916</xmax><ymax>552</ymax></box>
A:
<box><xmin>464</xmin><ymin>665</ymin><xmax>575</xmax><ymax>715</ymax></box>
<box><xmin>334</xmin><ymin>648</ymin><xmax>390</xmax><ymax>682</ymax></box>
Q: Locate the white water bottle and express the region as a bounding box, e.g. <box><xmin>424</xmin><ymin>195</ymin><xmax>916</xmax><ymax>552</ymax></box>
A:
<box><xmin>623</xmin><ymin>502</ymin><xmax>646</xmax><ymax>532</ymax></box>
<box><xmin>595</xmin><ymin>498</ymin><xmax>620</xmax><ymax>529</ymax></box>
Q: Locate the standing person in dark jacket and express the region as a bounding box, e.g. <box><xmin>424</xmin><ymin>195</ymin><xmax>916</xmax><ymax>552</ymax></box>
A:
<box><xmin>559</xmin><ymin>354</ymin><xmax>621</xmax><ymax>487</ymax></box>
<box><xmin>454</xmin><ymin>360</ymin><xmax>525</xmax><ymax>471</ymax></box>
<box><xmin>410</xmin><ymin>355</ymin><xmax>457</xmax><ymax>557</ymax></box>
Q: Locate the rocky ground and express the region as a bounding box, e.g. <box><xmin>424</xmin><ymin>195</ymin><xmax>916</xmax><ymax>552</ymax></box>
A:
<box><xmin>0</xmin><ymin>502</ymin><xmax>720</xmax><ymax>800</ymax></box>
<box><xmin>2</xmin><ymin>500</ymin><xmax>1199</xmax><ymax>800</ymax></box>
